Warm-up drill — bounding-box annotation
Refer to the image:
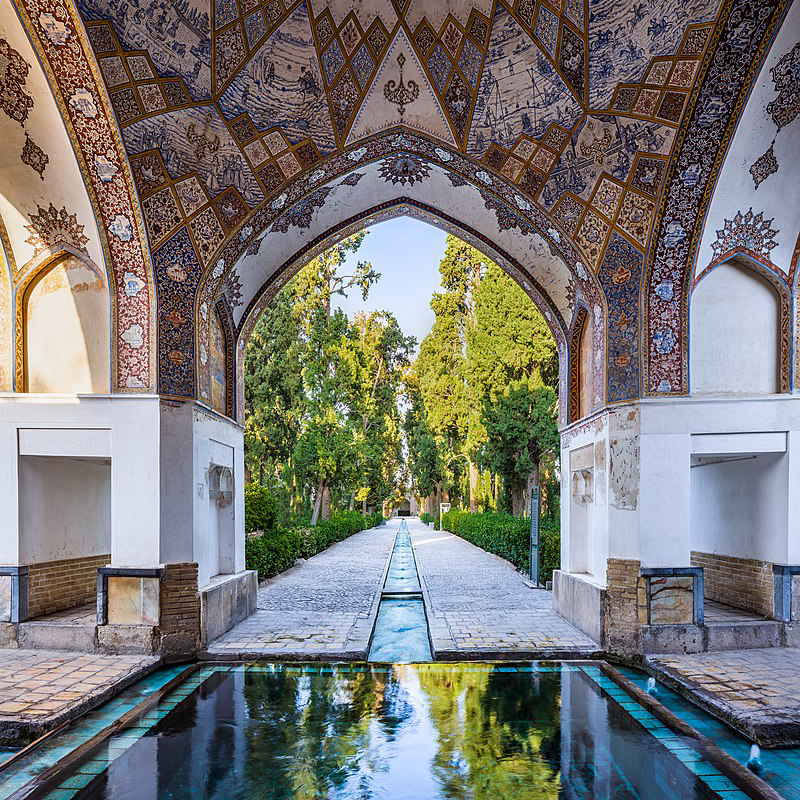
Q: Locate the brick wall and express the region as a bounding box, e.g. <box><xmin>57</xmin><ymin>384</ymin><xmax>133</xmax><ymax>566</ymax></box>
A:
<box><xmin>603</xmin><ymin>558</ymin><xmax>644</xmax><ymax>654</ymax></box>
<box><xmin>691</xmin><ymin>551</ymin><xmax>774</xmax><ymax>617</ymax></box>
<box><xmin>159</xmin><ymin>562</ymin><xmax>200</xmax><ymax>658</ymax></box>
<box><xmin>27</xmin><ymin>554</ymin><xmax>109</xmax><ymax>618</ymax></box>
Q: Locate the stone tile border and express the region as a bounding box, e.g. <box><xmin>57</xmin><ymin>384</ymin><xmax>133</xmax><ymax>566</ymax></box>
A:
<box><xmin>203</xmin><ymin>524</ymin><xmax>395</xmax><ymax>661</ymax></box>
<box><xmin>0</xmin><ymin>651</ymin><xmax>159</xmax><ymax>747</ymax></box>
<box><xmin>645</xmin><ymin>648</ymin><xmax>800</xmax><ymax>747</ymax></box>
<box><xmin>595</xmin><ymin>664</ymin><xmax>779</xmax><ymax>800</ymax></box>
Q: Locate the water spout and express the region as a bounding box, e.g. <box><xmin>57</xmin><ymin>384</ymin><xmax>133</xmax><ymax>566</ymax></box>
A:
<box><xmin>746</xmin><ymin>744</ymin><xmax>765</xmax><ymax>777</ymax></box>
<box><xmin>646</xmin><ymin>677</ymin><xmax>658</xmax><ymax>696</ymax></box>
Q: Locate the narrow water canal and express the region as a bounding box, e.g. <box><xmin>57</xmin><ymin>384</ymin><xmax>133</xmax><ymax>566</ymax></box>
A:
<box><xmin>367</xmin><ymin>520</ymin><xmax>432</xmax><ymax>662</ymax></box>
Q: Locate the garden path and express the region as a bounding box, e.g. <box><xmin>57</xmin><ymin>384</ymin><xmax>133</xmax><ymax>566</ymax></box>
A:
<box><xmin>409</xmin><ymin>518</ymin><xmax>601</xmax><ymax>658</ymax></box>
<box><xmin>206</xmin><ymin>517</ymin><xmax>600</xmax><ymax>660</ymax></box>
<box><xmin>204</xmin><ymin>524</ymin><xmax>395</xmax><ymax>659</ymax></box>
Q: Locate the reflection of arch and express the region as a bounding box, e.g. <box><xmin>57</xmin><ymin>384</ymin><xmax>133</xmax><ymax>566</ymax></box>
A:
<box><xmin>569</xmin><ymin>306</ymin><xmax>591</xmax><ymax>422</ymax></box>
<box><xmin>224</xmin><ymin>200</ymin><xmax>576</xmax><ymax>423</ymax></box>
<box><xmin>690</xmin><ymin>257</ymin><xmax>790</xmax><ymax>395</ymax></box>
<box><xmin>15</xmin><ymin>251</ymin><xmax>110</xmax><ymax>393</ymax></box>
<box><xmin>211</xmin><ymin>299</ymin><xmax>236</xmax><ymax>418</ymax></box>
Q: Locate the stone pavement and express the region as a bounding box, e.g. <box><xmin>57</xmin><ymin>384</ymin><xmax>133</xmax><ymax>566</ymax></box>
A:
<box><xmin>205</xmin><ymin>524</ymin><xmax>395</xmax><ymax>659</ymax></box>
<box><xmin>0</xmin><ymin>650</ymin><xmax>157</xmax><ymax>746</ymax></box>
<box><xmin>648</xmin><ymin>648</ymin><xmax>800</xmax><ymax>746</ymax></box>
<box><xmin>408</xmin><ymin>519</ymin><xmax>601</xmax><ymax>658</ymax></box>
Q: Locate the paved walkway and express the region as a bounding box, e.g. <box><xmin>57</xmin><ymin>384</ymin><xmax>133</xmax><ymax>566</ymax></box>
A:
<box><xmin>648</xmin><ymin>648</ymin><xmax>800</xmax><ymax>746</ymax></box>
<box><xmin>205</xmin><ymin>525</ymin><xmax>395</xmax><ymax>659</ymax></box>
<box><xmin>0</xmin><ymin>650</ymin><xmax>157</xmax><ymax>746</ymax></box>
<box><xmin>409</xmin><ymin>519</ymin><xmax>600</xmax><ymax>658</ymax></box>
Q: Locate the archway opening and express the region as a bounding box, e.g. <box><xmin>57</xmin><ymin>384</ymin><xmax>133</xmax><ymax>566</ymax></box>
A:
<box><xmin>238</xmin><ymin>217</ymin><xmax>567</xmax><ymax>582</ymax></box>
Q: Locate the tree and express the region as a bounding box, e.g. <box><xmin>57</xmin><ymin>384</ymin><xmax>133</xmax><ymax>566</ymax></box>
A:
<box><xmin>478</xmin><ymin>383</ymin><xmax>559</xmax><ymax>517</ymax></box>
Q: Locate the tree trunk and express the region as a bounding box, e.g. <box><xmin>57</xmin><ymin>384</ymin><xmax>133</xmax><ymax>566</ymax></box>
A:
<box><xmin>310</xmin><ymin>480</ymin><xmax>326</xmax><ymax>525</ymax></box>
<box><xmin>511</xmin><ymin>483</ymin><xmax>524</xmax><ymax>517</ymax></box>
<box><xmin>321</xmin><ymin>485</ymin><xmax>331</xmax><ymax>522</ymax></box>
<box><xmin>362</xmin><ymin>496</ymin><xmax>367</xmax><ymax>515</ymax></box>
<box><xmin>349</xmin><ymin>491</ymin><xmax>355</xmax><ymax>511</ymax></box>
<box><xmin>469</xmin><ymin>460</ymin><xmax>478</xmax><ymax>513</ymax></box>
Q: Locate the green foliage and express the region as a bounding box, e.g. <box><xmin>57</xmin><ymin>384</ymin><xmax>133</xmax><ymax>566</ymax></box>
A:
<box><xmin>478</xmin><ymin>383</ymin><xmax>559</xmax><ymax>514</ymax></box>
<box><xmin>245</xmin><ymin>529</ymin><xmax>301</xmax><ymax>578</ymax></box>
<box><xmin>244</xmin><ymin>231</ymin><xmax>414</xmax><ymax>521</ymax></box>
<box><xmin>245</xmin><ymin>510</ymin><xmax>383</xmax><ymax>580</ymax></box>
<box><xmin>408</xmin><ymin>236</ymin><xmax>560</xmax><ymax>517</ymax></box>
<box><xmin>418</xmin><ymin>512</ymin><xmax>436</xmax><ymax>526</ymax></box>
<box><xmin>441</xmin><ymin>510</ymin><xmax>560</xmax><ymax>583</ymax></box>
<box><xmin>244</xmin><ymin>483</ymin><xmax>279</xmax><ymax>534</ymax></box>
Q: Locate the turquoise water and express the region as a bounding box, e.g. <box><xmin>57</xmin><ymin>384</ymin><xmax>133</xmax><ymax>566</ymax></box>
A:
<box><xmin>621</xmin><ymin>667</ymin><xmax>800</xmax><ymax>799</ymax></box>
<box><xmin>367</xmin><ymin>527</ymin><xmax>432</xmax><ymax>663</ymax></box>
<box><xmin>7</xmin><ymin>664</ymin><xmax>747</xmax><ymax>799</ymax></box>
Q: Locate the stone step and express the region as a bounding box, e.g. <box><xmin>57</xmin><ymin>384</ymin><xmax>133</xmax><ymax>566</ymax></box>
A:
<box><xmin>17</xmin><ymin>621</ymin><xmax>97</xmax><ymax>652</ymax></box>
<box><xmin>704</xmin><ymin>620</ymin><xmax>783</xmax><ymax>652</ymax></box>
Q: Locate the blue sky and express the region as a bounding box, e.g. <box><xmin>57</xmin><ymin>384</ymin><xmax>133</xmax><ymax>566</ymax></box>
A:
<box><xmin>331</xmin><ymin>217</ymin><xmax>448</xmax><ymax>353</ymax></box>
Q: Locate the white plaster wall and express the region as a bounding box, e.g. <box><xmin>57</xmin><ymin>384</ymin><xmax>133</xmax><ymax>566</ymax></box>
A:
<box><xmin>0</xmin><ymin>395</ymin><xmax>161</xmax><ymax>566</ymax></box>
<box><xmin>18</xmin><ymin>456</ymin><xmax>110</xmax><ymax>563</ymax></box>
<box><xmin>559</xmin><ymin>395</ymin><xmax>800</xmax><ymax>585</ymax></box>
<box><xmin>690</xmin><ymin>453</ymin><xmax>788</xmax><ymax>563</ymax></box>
<box><xmin>25</xmin><ymin>257</ymin><xmax>110</xmax><ymax>393</ymax></box>
<box><xmin>690</xmin><ymin>262</ymin><xmax>780</xmax><ymax>396</ymax></box>
<box><xmin>159</xmin><ymin>402</ymin><xmax>245</xmax><ymax>586</ymax></box>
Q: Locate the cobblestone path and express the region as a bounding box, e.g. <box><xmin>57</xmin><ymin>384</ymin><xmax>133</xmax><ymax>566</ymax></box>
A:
<box><xmin>408</xmin><ymin>519</ymin><xmax>600</xmax><ymax>658</ymax></box>
<box><xmin>205</xmin><ymin>524</ymin><xmax>395</xmax><ymax>659</ymax></box>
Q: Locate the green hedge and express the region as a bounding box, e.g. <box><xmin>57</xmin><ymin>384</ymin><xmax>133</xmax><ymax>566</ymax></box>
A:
<box><xmin>418</xmin><ymin>512</ymin><xmax>438</xmax><ymax>528</ymax></box>
<box><xmin>441</xmin><ymin>510</ymin><xmax>560</xmax><ymax>583</ymax></box>
<box><xmin>244</xmin><ymin>483</ymin><xmax>279</xmax><ymax>534</ymax></box>
<box><xmin>245</xmin><ymin>510</ymin><xmax>383</xmax><ymax>580</ymax></box>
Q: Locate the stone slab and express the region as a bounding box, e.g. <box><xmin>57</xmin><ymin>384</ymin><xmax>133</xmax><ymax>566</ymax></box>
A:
<box><xmin>204</xmin><ymin>525</ymin><xmax>393</xmax><ymax>660</ymax></box>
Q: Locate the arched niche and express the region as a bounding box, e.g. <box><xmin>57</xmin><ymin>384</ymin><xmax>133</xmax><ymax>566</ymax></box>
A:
<box><xmin>690</xmin><ymin>258</ymin><xmax>788</xmax><ymax>396</ymax></box>
<box><xmin>17</xmin><ymin>253</ymin><xmax>110</xmax><ymax>393</ymax></box>
<box><xmin>569</xmin><ymin>307</ymin><xmax>592</xmax><ymax>421</ymax></box>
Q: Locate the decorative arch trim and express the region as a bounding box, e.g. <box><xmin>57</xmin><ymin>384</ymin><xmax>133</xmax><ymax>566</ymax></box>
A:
<box><xmin>644</xmin><ymin>0</ymin><xmax>790</xmax><ymax>396</ymax></box>
<box><xmin>12</xmin><ymin>0</ymin><xmax>155</xmax><ymax>391</ymax></box>
<box><xmin>222</xmin><ymin>199</ymin><xmax>580</xmax><ymax>424</ymax></box>
<box><xmin>569</xmin><ymin>305</ymin><xmax>590</xmax><ymax>424</ymax></box>
<box><xmin>213</xmin><ymin>297</ymin><xmax>236</xmax><ymax>420</ymax></box>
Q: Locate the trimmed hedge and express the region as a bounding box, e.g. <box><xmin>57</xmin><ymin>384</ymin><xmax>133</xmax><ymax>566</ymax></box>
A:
<box><xmin>245</xmin><ymin>510</ymin><xmax>383</xmax><ymax>580</ymax></box>
<box><xmin>244</xmin><ymin>483</ymin><xmax>279</xmax><ymax>534</ymax></box>
<box><xmin>441</xmin><ymin>510</ymin><xmax>560</xmax><ymax>583</ymax></box>
<box><xmin>418</xmin><ymin>512</ymin><xmax>437</xmax><ymax>528</ymax></box>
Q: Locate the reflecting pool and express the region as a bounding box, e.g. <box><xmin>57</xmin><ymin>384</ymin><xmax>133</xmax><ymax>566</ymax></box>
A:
<box><xmin>25</xmin><ymin>664</ymin><xmax>738</xmax><ymax>800</ymax></box>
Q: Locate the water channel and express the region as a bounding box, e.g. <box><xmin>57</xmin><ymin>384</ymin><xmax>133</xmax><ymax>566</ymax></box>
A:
<box><xmin>367</xmin><ymin>520</ymin><xmax>432</xmax><ymax>663</ymax></box>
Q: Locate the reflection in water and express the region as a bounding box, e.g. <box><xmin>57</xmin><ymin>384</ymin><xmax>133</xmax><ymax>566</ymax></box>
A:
<box><xmin>75</xmin><ymin>665</ymin><xmax>718</xmax><ymax>800</ymax></box>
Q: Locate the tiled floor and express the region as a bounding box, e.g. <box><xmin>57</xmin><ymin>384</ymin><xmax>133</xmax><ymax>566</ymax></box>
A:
<box><xmin>0</xmin><ymin>650</ymin><xmax>158</xmax><ymax>745</ymax></box>
<box><xmin>29</xmin><ymin>604</ymin><xmax>96</xmax><ymax>625</ymax></box>
<box><xmin>704</xmin><ymin>600</ymin><xmax>766</xmax><ymax>624</ymax></box>
<box><xmin>409</xmin><ymin>520</ymin><xmax>600</xmax><ymax>658</ymax></box>
<box><xmin>648</xmin><ymin>648</ymin><xmax>800</xmax><ymax>745</ymax></box>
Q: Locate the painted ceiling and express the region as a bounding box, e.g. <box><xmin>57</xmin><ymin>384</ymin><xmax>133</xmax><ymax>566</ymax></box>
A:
<box><xmin>2</xmin><ymin>0</ymin><xmax>797</xmax><ymax>408</ymax></box>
